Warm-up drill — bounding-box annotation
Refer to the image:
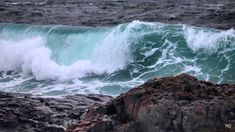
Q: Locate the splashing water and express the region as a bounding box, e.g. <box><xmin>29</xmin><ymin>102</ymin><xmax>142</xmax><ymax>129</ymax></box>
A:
<box><xmin>0</xmin><ymin>21</ymin><xmax>235</xmax><ymax>96</ymax></box>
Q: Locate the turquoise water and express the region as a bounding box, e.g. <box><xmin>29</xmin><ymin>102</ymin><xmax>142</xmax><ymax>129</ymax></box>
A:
<box><xmin>0</xmin><ymin>21</ymin><xmax>235</xmax><ymax>96</ymax></box>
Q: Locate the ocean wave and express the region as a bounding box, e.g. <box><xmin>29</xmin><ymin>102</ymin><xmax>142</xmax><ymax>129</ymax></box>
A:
<box><xmin>0</xmin><ymin>21</ymin><xmax>234</xmax><ymax>95</ymax></box>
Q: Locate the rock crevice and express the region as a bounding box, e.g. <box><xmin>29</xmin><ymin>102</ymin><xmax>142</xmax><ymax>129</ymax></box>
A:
<box><xmin>0</xmin><ymin>93</ymin><xmax>112</xmax><ymax>132</ymax></box>
<box><xmin>68</xmin><ymin>74</ymin><xmax>235</xmax><ymax>132</ymax></box>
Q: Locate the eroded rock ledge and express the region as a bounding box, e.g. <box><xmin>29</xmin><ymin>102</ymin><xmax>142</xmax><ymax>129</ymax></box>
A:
<box><xmin>0</xmin><ymin>74</ymin><xmax>234</xmax><ymax>132</ymax></box>
<box><xmin>0</xmin><ymin>92</ymin><xmax>112</xmax><ymax>132</ymax></box>
<box><xmin>67</xmin><ymin>74</ymin><xmax>235</xmax><ymax>132</ymax></box>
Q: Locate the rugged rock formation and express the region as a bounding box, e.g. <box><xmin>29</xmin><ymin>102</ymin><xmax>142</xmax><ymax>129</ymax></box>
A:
<box><xmin>67</xmin><ymin>74</ymin><xmax>235</xmax><ymax>132</ymax></box>
<box><xmin>0</xmin><ymin>92</ymin><xmax>112</xmax><ymax>132</ymax></box>
<box><xmin>0</xmin><ymin>74</ymin><xmax>234</xmax><ymax>132</ymax></box>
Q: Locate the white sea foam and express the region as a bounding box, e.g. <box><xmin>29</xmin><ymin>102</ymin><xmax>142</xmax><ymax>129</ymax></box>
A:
<box><xmin>0</xmin><ymin>21</ymin><xmax>148</xmax><ymax>81</ymax></box>
<box><xmin>0</xmin><ymin>37</ymin><xmax>62</xmax><ymax>80</ymax></box>
<box><xmin>183</xmin><ymin>26</ymin><xmax>235</xmax><ymax>53</ymax></box>
<box><xmin>0</xmin><ymin>35</ymin><xmax>114</xmax><ymax>81</ymax></box>
<box><xmin>1</xmin><ymin>21</ymin><xmax>235</xmax><ymax>96</ymax></box>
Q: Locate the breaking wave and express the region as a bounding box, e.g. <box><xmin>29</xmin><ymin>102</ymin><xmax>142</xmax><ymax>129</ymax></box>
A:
<box><xmin>0</xmin><ymin>21</ymin><xmax>234</xmax><ymax>96</ymax></box>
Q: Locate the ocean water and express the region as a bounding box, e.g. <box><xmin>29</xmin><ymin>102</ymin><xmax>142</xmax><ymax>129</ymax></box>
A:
<box><xmin>0</xmin><ymin>21</ymin><xmax>235</xmax><ymax>96</ymax></box>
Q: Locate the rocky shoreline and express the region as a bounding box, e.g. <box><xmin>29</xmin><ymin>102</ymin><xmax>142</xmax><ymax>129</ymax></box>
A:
<box><xmin>0</xmin><ymin>92</ymin><xmax>112</xmax><ymax>132</ymax></box>
<box><xmin>0</xmin><ymin>0</ymin><xmax>235</xmax><ymax>132</ymax></box>
<box><xmin>0</xmin><ymin>74</ymin><xmax>234</xmax><ymax>132</ymax></box>
<box><xmin>66</xmin><ymin>74</ymin><xmax>235</xmax><ymax>132</ymax></box>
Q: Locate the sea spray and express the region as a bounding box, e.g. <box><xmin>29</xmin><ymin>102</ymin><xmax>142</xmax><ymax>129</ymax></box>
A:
<box><xmin>0</xmin><ymin>21</ymin><xmax>235</xmax><ymax>96</ymax></box>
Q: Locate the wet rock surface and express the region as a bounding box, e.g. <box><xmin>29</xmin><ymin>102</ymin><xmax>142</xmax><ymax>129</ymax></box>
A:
<box><xmin>0</xmin><ymin>92</ymin><xmax>112</xmax><ymax>132</ymax></box>
<box><xmin>0</xmin><ymin>1</ymin><xmax>235</xmax><ymax>132</ymax></box>
<box><xmin>0</xmin><ymin>0</ymin><xmax>235</xmax><ymax>29</ymax></box>
<box><xmin>68</xmin><ymin>74</ymin><xmax>235</xmax><ymax>132</ymax></box>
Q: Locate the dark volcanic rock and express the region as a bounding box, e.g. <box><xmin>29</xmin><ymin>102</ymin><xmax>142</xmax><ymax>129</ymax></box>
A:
<box><xmin>67</xmin><ymin>74</ymin><xmax>235</xmax><ymax>132</ymax></box>
<box><xmin>0</xmin><ymin>92</ymin><xmax>112</xmax><ymax>132</ymax></box>
<box><xmin>0</xmin><ymin>0</ymin><xmax>235</xmax><ymax>29</ymax></box>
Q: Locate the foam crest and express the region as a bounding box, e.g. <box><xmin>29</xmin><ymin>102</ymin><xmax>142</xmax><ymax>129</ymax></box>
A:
<box><xmin>0</xmin><ymin>36</ymin><xmax>113</xmax><ymax>81</ymax></box>
<box><xmin>0</xmin><ymin>22</ymin><xmax>143</xmax><ymax>81</ymax></box>
<box><xmin>1</xmin><ymin>21</ymin><xmax>235</xmax><ymax>96</ymax></box>
<box><xmin>0</xmin><ymin>37</ymin><xmax>45</xmax><ymax>72</ymax></box>
<box><xmin>183</xmin><ymin>26</ymin><xmax>235</xmax><ymax>53</ymax></box>
<box><xmin>0</xmin><ymin>36</ymin><xmax>63</xmax><ymax>80</ymax></box>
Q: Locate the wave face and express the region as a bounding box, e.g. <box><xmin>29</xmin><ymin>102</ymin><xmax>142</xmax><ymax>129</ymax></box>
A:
<box><xmin>0</xmin><ymin>21</ymin><xmax>235</xmax><ymax>96</ymax></box>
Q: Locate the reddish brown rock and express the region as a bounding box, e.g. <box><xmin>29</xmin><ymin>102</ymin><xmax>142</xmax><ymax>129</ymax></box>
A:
<box><xmin>67</xmin><ymin>74</ymin><xmax>235</xmax><ymax>132</ymax></box>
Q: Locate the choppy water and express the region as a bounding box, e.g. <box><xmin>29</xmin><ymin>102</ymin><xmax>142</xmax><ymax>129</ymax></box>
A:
<box><xmin>0</xmin><ymin>21</ymin><xmax>235</xmax><ymax>96</ymax></box>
